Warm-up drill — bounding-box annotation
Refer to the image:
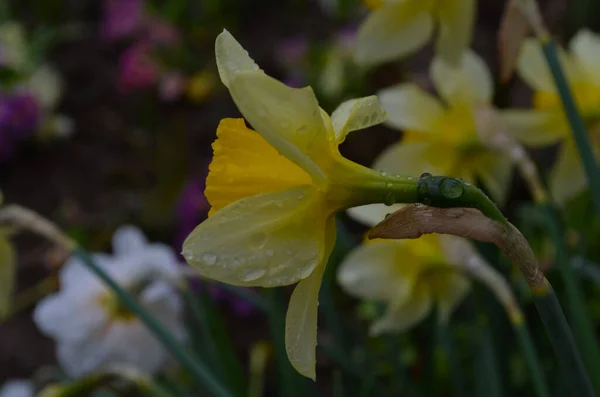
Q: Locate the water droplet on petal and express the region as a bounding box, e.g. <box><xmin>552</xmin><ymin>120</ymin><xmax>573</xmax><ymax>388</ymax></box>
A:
<box><xmin>386</xmin><ymin>182</ymin><xmax>393</xmax><ymax>188</ymax></box>
<box><xmin>407</xmin><ymin>176</ymin><xmax>414</xmax><ymax>181</ymax></box>
<box><xmin>202</xmin><ymin>253</ymin><xmax>217</xmax><ymax>266</ymax></box>
<box><xmin>249</xmin><ymin>232</ymin><xmax>268</xmax><ymax>250</ymax></box>
<box><xmin>420</xmin><ymin>172</ymin><xmax>432</xmax><ymax>179</ymax></box>
<box><xmin>240</xmin><ymin>268</ymin><xmax>266</xmax><ymax>282</ymax></box>
<box><xmin>380</xmin><ymin>171</ymin><xmax>388</xmax><ymax>177</ymax></box>
<box><xmin>297</xmin><ymin>260</ymin><xmax>318</xmax><ymax>279</ymax></box>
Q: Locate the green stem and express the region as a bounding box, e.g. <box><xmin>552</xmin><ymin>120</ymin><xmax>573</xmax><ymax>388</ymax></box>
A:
<box><xmin>540</xmin><ymin>205</ymin><xmax>600</xmax><ymax>393</ymax></box>
<box><xmin>513</xmin><ymin>321</ymin><xmax>550</xmax><ymax>397</ymax></box>
<box><xmin>533</xmin><ymin>285</ymin><xmax>595</xmax><ymax>397</ymax></box>
<box><xmin>438</xmin><ymin>324</ymin><xmax>466</xmax><ymax>397</ymax></box>
<box><xmin>540</xmin><ymin>40</ymin><xmax>600</xmax><ymax>215</ymax></box>
<box><xmin>72</xmin><ymin>247</ymin><xmax>233</xmax><ymax>397</ymax></box>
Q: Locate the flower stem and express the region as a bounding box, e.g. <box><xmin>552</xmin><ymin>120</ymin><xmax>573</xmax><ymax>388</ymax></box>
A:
<box><xmin>533</xmin><ymin>282</ymin><xmax>596</xmax><ymax>397</ymax></box>
<box><xmin>72</xmin><ymin>247</ymin><xmax>233</xmax><ymax>397</ymax></box>
<box><xmin>539</xmin><ymin>38</ymin><xmax>600</xmax><ymax>215</ymax></box>
<box><xmin>513</xmin><ymin>319</ymin><xmax>550</xmax><ymax>397</ymax></box>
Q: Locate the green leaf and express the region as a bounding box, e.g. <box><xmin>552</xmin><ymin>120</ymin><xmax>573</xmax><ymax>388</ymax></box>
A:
<box><xmin>0</xmin><ymin>233</ymin><xmax>16</xmax><ymax>319</ymax></box>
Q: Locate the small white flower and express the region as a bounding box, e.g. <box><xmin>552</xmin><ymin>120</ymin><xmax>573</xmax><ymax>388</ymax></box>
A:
<box><xmin>0</xmin><ymin>380</ymin><xmax>34</xmax><ymax>397</ymax></box>
<box><xmin>34</xmin><ymin>225</ymin><xmax>186</xmax><ymax>378</ymax></box>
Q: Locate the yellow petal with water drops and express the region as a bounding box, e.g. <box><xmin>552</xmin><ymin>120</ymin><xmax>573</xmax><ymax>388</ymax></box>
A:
<box><xmin>550</xmin><ymin>142</ymin><xmax>588</xmax><ymax>206</ymax></box>
<box><xmin>0</xmin><ymin>233</ymin><xmax>16</xmax><ymax>319</ymax></box>
<box><xmin>182</xmin><ymin>186</ymin><xmax>329</xmax><ymax>287</ymax></box>
<box><xmin>431</xmin><ymin>49</ymin><xmax>493</xmax><ymax>106</ymax></box>
<box><xmin>435</xmin><ymin>0</ymin><xmax>475</xmax><ymax>66</ymax></box>
<box><xmin>285</xmin><ymin>216</ymin><xmax>336</xmax><ymax>380</ymax></box>
<box><xmin>354</xmin><ymin>2</ymin><xmax>434</xmax><ymax>66</ymax></box>
<box><xmin>205</xmin><ymin>118</ymin><xmax>312</xmax><ymax>214</ymax></box>
<box><xmin>373</xmin><ymin>142</ymin><xmax>446</xmax><ymax>177</ymax></box>
<box><xmin>430</xmin><ymin>271</ymin><xmax>471</xmax><ymax>323</ymax></box>
<box><xmin>330</xmin><ymin>96</ymin><xmax>387</xmax><ymax>144</ymax></box>
<box><xmin>378</xmin><ymin>84</ymin><xmax>445</xmax><ymax>133</ymax></box>
<box><xmin>476</xmin><ymin>153</ymin><xmax>513</xmax><ymax>206</ymax></box>
<box><xmin>371</xmin><ymin>282</ymin><xmax>432</xmax><ymax>335</ymax></box>
<box><xmin>501</xmin><ymin>110</ymin><xmax>567</xmax><ymax>146</ymax></box>
<box><xmin>228</xmin><ymin>72</ymin><xmax>328</xmax><ymax>182</ymax></box>
<box><xmin>570</xmin><ymin>29</ymin><xmax>600</xmax><ymax>87</ymax></box>
<box><xmin>337</xmin><ymin>239</ymin><xmax>416</xmax><ymax>303</ymax></box>
<box><xmin>215</xmin><ymin>29</ymin><xmax>261</xmax><ymax>89</ymax></box>
<box><xmin>346</xmin><ymin>203</ymin><xmax>405</xmax><ymax>227</ymax></box>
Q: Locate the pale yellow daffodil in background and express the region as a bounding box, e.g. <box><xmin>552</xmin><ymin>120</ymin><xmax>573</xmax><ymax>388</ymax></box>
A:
<box><xmin>355</xmin><ymin>0</ymin><xmax>475</xmax><ymax>66</ymax></box>
<box><xmin>182</xmin><ymin>30</ymin><xmax>421</xmax><ymax>380</ymax></box>
<box><xmin>337</xmin><ymin>234</ymin><xmax>471</xmax><ymax>335</ymax></box>
<box><xmin>503</xmin><ymin>29</ymin><xmax>600</xmax><ymax>205</ymax></box>
<box><xmin>374</xmin><ymin>50</ymin><xmax>513</xmax><ymax>206</ymax></box>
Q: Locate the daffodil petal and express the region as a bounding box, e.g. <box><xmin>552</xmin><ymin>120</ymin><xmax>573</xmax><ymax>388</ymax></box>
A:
<box><xmin>570</xmin><ymin>29</ymin><xmax>600</xmax><ymax>86</ymax></box>
<box><xmin>346</xmin><ymin>203</ymin><xmax>405</xmax><ymax>227</ymax></box>
<box><xmin>517</xmin><ymin>39</ymin><xmax>582</xmax><ymax>93</ymax></box>
<box><xmin>337</xmin><ymin>239</ymin><xmax>414</xmax><ymax>303</ymax></box>
<box><xmin>228</xmin><ymin>71</ymin><xmax>327</xmax><ymax>181</ymax></box>
<box><xmin>371</xmin><ymin>283</ymin><xmax>432</xmax><ymax>335</ymax></box>
<box><xmin>501</xmin><ymin>110</ymin><xmax>567</xmax><ymax>146</ymax></box>
<box><xmin>330</xmin><ymin>96</ymin><xmax>387</xmax><ymax>143</ymax></box>
<box><xmin>206</xmin><ymin>118</ymin><xmax>312</xmax><ymax>213</ymax></box>
<box><xmin>215</xmin><ymin>29</ymin><xmax>261</xmax><ymax>88</ymax></box>
<box><xmin>378</xmin><ymin>84</ymin><xmax>445</xmax><ymax>132</ymax></box>
<box><xmin>435</xmin><ymin>0</ymin><xmax>475</xmax><ymax>66</ymax></box>
<box><xmin>476</xmin><ymin>153</ymin><xmax>513</xmax><ymax>206</ymax></box>
<box><xmin>183</xmin><ymin>186</ymin><xmax>329</xmax><ymax>287</ymax></box>
<box><xmin>431</xmin><ymin>49</ymin><xmax>492</xmax><ymax>105</ymax></box>
<box><xmin>373</xmin><ymin>142</ymin><xmax>446</xmax><ymax>176</ymax></box>
<box><xmin>285</xmin><ymin>216</ymin><xmax>335</xmax><ymax>380</ymax></box>
<box><xmin>432</xmin><ymin>272</ymin><xmax>471</xmax><ymax>323</ymax></box>
<box><xmin>550</xmin><ymin>142</ymin><xmax>588</xmax><ymax>205</ymax></box>
<box><xmin>354</xmin><ymin>3</ymin><xmax>433</xmax><ymax>66</ymax></box>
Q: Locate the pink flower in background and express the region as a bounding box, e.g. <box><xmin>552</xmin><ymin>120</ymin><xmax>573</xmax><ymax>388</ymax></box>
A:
<box><xmin>278</xmin><ymin>36</ymin><xmax>309</xmax><ymax>65</ymax></box>
<box><xmin>144</xmin><ymin>17</ymin><xmax>180</xmax><ymax>46</ymax></box>
<box><xmin>101</xmin><ymin>0</ymin><xmax>144</xmax><ymax>41</ymax></box>
<box><xmin>0</xmin><ymin>92</ymin><xmax>41</xmax><ymax>160</ymax></box>
<box><xmin>117</xmin><ymin>42</ymin><xmax>160</xmax><ymax>92</ymax></box>
<box><xmin>158</xmin><ymin>72</ymin><xmax>187</xmax><ymax>102</ymax></box>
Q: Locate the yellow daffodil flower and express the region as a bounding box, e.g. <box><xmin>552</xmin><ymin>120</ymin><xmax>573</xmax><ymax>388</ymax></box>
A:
<box><xmin>182</xmin><ymin>30</ymin><xmax>420</xmax><ymax>380</ymax></box>
<box><xmin>337</xmin><ymin>234</ymin><xmax>471</xmax><ymax>334</ymax></box>
<box><xmin>355</xmin><ymin>0</ymin><xmax>475</xmax><ymax>66</ymax></box>
<box><xmin>373</xmin><ymin>50</ymin><xmax>512</xmax><ymax>208</ymax></box>
<box><xmin>503</xmin><ymin>29</ymin><xmax>600</xmax><ymax>205</ymax></box>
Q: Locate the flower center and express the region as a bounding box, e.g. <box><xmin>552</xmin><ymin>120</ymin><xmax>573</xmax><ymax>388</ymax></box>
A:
<box><xmin>98</xmin><ymin>292</ymin><xmax>136</xmax><ymax>321</ymax></box>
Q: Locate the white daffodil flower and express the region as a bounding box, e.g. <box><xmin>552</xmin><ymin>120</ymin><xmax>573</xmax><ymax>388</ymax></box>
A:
<box><xmin>34</xmin><ymin>226</ymin><xmax>186</xmax><ymax>377</ymax></box>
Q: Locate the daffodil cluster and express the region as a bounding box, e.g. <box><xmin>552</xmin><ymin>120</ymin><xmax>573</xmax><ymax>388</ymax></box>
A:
<box><xmin>504</xmin><ymin>29</ymin><xmax>600</xmax><ymax>205</ymax></box>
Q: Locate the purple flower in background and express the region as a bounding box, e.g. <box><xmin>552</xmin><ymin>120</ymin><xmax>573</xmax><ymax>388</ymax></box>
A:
<box><xmin>101</xmin><ymin>0</ymin><xmax>144</xmax><ymax>40</ymax></box>
<box><xmin>118</xmin><ymin>41</ymin><xmax>160</xmax><ymax>92</ymax></box>
<box><xmin>0</xmin><ymin>92</ymin><xmax>40</xmax><ymax>159</ymax></box>
<box><xmin>277</xmin><ymin>36</ymin><xmax>309</xmax><ymax>66</ymax></box>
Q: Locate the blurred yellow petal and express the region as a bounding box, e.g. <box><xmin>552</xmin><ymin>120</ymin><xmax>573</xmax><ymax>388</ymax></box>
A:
<box><xmin>431</xmin><ymin>50</ymin><xmax>493</xmax><ymax>105</ymax></box>
<box><xmin>337</xmin><ymin>239</ymin><xmax>416</xmax><ymax>303</ymax></box>
<box><xmin>0</xmin><ymin>234</ymin><xmax>16</xmax><ymax>318</ymax></box>
<box><xmin>570</xmin><ymin>29</ymin><xmax>600</xmax><ymax>87</ymax></box>
<box><xmin>346</xmin><ymin>203</ymin><xmax>404</xmax><ymax>227</ymax></box>
<box><xmin>501</xmin><ymin>110</ymin><xmax>567</xmax><ymax>146</ymax></box>
<box><xmin>476</xmin><ymin>153</ymin><xmax>514</xmax><ymax>206</ymax></box>
<box><xmin>378</xmin><ymin>84</ymin><xmax>445</xmax><ymax>132</ymax></box>
<box><xmin>215</xmin><ymin>29</ymin><xmax>261</xmax><ymax>88</ymax></box>
<box><xmin>373</xmin><ymin>142</ymin><xmax>446</xmax><ymax>177</ymax></box>
<box><xmin>229</xmin><ymin>72</ymin><xmax>328</xmax><ymax>182</ymax></box>
<box><xmin>205</xmin><ymin>118</ymin><xmax>312</xmax><ymax>213</ymax></box>
<box><xmin>330</xmin><ymin>96</ymin><xmax>387</xmax><ymax>143</ymax></box>
<box><xmin>355</xmin><ymin>2</ymin><xmax>434</xmax><ymax>66</ymax></box>
<box><xmin>431</xmin><ymin>272</ymin><xmax>471</xmax><ymax>323</ymax></box>
<box><xmin>371</xmin><ymin>283</ymin><xmax>432</xmax><ymax>335</ymax></box>
<box><xmin>435</xmin><ymin>0</ymin><xmax>475</xmax><ymax>66</ymax></box>
<box><xmin>182</xmin><ymin>186</ymin><xmax>330</xmax><ymax>287</ymax></box>
<box><xmin>286</xmin><ymin>217</ymin><xmax>336</xmax><ymax>380</ymax></box>
<box><xmin>550</xmin><ymin>142</ymin><xmax>588</xmax><ymax>205</ymax></box>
